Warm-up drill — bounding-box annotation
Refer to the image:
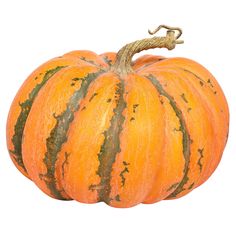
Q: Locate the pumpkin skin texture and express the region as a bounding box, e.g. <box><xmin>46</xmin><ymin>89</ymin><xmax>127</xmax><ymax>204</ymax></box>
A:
<box><xmin>6</xmin><ymin>27</ymin><xmax>229</xmax><ymax>208</ymax></box>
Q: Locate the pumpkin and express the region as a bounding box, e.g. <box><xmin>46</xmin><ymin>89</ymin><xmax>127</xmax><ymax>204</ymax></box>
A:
<box><xmin>6</xmin><ymin>25</ymin><xmax>229</xmax><ymax>208</ymax></box>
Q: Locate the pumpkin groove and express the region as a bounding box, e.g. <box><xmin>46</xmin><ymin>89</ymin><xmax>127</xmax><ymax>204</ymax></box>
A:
<box><xmin>151</xmin><ymin>65</ymin><xmax>229</xmax><ymax>192</ymax></box>
<box><xmin>22</xmin><ymin>66</ymin><xmax>103</xmax><ymax>199</ymax></box>
<box><xmin>145</xmin><ymin>74</ymin><xmax>191</xmax><ymax>198</ymax></box>
<box><xmin>41</xmin><ymin>70</ymin><xmax>104</xmax><ymax>199</ymax></box>
<box><xmin>9</xmin><ymin>66</ymin><xmax>67</xmax><ymax>174</ymax></box>
<box><xmin>140</xmin><ymin>57</ymin><xmax>229</xmax><ymax>196</ymax></box>
<box><xmin>54</xmin><ymin>72</ymin><xmax>125</xmax><ymax>203</ymax></box>
<box><xmin>95</xmin><ymin>77</ymin><xmax>126</xmax><ymax>203</ymax></box>
<box><xmin>175</xmin><ymin>68</ymin><xmax>227</xmax><ymax>190</ymax></box>
<box><xmin>6</xmin><ymin>25</ymin><xmax>229</xmax><ymax>207</ymax></box>
<box><xmin>172</xmin><ymin>70</ymin><xmax>217</xmax><ymax>193</ymax></box>
<box><xmin>108</xmin><ymin>74</ymin><xmax>167</xmax><ymax>207</ymax></box>
<box><xmin>144</xmin><ymin>69</ymin><xmax>217</xmax><ymax>198</ymax></box>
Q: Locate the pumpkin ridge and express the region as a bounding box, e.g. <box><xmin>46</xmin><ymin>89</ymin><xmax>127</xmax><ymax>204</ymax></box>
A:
<box><xmin>95</xmin><ymin>77</ymin><xmax>127</xmax><ymax>204</ymax></box>
<box><xmin>9</xmin><ymin>66</ymin><xmax>67</xmax><ymax>174</ymax></box>
<box><xmin>172</xmin><ymin>68</ymin><xmax>225</xmax><ymax>189</ymax></box>
<box><xmin>155</xmin><ymin>68</ymin><xmax>216</xmax><ymax>195</ymax></box>
<box><xmin>145</xmin><ymin>74</ymin><xmax>191</xmax><ymax>198</ymax></box>
<box><xmin>40</xmin><ymin>70</ymin><xmax>104</xmax><ymax>200</ymax></box>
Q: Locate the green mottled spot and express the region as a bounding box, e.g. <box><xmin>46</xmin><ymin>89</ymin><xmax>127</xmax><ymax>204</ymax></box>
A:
<box><xmin>187</xmin><ymin>107</ymin><xmax>192</xmax><ymax>113</ymax></box>
<box><xmin>197</xmin><ymin>148</ymin><xmax>204</xmax><ymax>173</ymax></box>
<box><xmin>88</xmin><ymin>184</ymin><xmax>97</xmax><ymax>192</ymax></box>
<box><xmin>132</xmin><ymin>104</ymin><xmax>139</xmax><ymax>113</ymax></box>
<box><xmin>120</xmin><ymin>166</ymin><xmax>129</xmax><ymax>187</ymax></box>
<box><xmin>188</xmin><ymin>182</ymin><xmax>195</xmax><ymax>190</ymax></box>
<box><xmin>181</xmin><ymin>93</ymin><xmax>188</xmax><ymax>103</ymax></box>
<box><xmin>62</xmin><ymin>152</ymin><xmax>70</xmax><ymax>179</ymax></box>
<box><xmin>123</xmin><ymin>161</ymin><xmax>130</xmax><ymax>166</ymax></box>
<box><xmin>115</xmin><ymin>194</ymin><xmax>121</xmax><ymax>201</ymax></box>
<box><xmin>173</xmin><ymin>127</ymin><xmax>181</xmax><ymax>132</ymax></box>
<box><xmin>130</xmin><ymin>117</ymin><xmax>135</xmax><ymax>122</ymax></box>
<box><xmin>207</xmin><ymin>79</ymin><xmax>214</xmax><ymax>88</ymax></box>
<box><xmin>103</xmin><ymin>56</ymin><xmax>113</xmax><ymax>67</ymax></box>
<box><xmin>72</xmin><ymin>77</ymin><xmax>84</xmax><ymax>81</ymax></box>
<box><xmin>89</xmin><ymin>92</ymin><xmax>98</xmax><ymax>102</ymax></box>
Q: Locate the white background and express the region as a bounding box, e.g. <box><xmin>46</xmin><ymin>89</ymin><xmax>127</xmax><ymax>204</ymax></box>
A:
<box><xmin>0</xmin><ymin>0</ymin><xmax>235</xmax><ymax>235</ymax></box>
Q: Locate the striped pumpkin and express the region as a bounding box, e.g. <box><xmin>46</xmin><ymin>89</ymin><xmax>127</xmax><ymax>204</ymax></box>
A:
<box><xmin>6</xmin><ymin>26</ymin><xmax>229</xmax><ymax>208</ymax></box>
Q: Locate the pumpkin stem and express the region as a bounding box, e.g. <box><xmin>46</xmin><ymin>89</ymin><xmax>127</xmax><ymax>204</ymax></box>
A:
<box><xmin>111</xmin><ymin>25</ymin><xmax>184</xmax><ymax>75</ymax></box>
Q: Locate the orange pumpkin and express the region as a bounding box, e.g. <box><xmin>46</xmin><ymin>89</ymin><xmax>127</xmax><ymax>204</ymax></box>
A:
<box><xmin>6</xmin><ymin>25</ymin><xmax>229</xmax><ymax>207</ymax></box>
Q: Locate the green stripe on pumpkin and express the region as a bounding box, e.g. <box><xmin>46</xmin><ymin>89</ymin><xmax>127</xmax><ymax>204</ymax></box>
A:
<box><xmin>40</xmin><ymin>70</ymin><xmax>103</xmax><ymax>200</ymax></box>
<box><xmin>95</xmin><ymin>78</ymin><xmax>126</xmax><ymax>204</ymax></box>
<box><xmin>9</xmin><ymin>66</ymin><xmax>66</xmax><ymax>174</ymax></box>
<box><xmin>146</xmin><ymin>74</ymin><xmax>191</xmax><ymax>198</ymax></box>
